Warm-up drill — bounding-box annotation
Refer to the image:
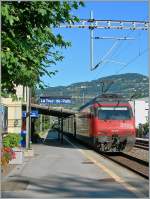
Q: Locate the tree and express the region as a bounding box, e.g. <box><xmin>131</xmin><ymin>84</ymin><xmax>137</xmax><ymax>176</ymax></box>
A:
<box><xmin>1</xmin><ymin>1</ymin><xmax>84</xmax><ymax>94</ymax></box>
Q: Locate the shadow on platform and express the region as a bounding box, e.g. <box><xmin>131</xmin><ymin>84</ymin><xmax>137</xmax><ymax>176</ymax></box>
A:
<box><xmin>40</xmin><ymin>130</ymin><xmax>79</xmax><ymax>149</ymax></box>
<box><xmin>2</xmin><ymin>173</ymin><xmax>141</xmax><ymax>198</ymax></box>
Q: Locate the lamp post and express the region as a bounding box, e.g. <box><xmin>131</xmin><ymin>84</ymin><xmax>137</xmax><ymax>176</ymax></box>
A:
<box><xmin>81</xmin><ymin>85</ymin><xmax>86</xmax><ymax>104</ymax></box>
<box><xmin>100</xmin><ymin>82</ymin><xmax>105</xmax><ymax>94</ymax></box>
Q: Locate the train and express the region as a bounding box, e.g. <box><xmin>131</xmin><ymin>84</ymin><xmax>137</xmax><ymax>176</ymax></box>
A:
<box><xmin>63</xmin><ymin>94</ymin><xmax>136</xmax><ymax>152</ymax></box>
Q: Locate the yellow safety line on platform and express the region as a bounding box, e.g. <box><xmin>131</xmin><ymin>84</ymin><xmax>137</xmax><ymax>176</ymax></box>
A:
<box><xmin>64</xmin><ymin>136</ymin><xmax>146</xmax><ymax>198</ymax></box>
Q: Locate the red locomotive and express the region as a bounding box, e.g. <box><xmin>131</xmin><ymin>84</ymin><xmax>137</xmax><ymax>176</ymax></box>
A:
<box><xmin>64</xmin><ymin>94</ymin><xmax>136</xmax><ymax>152</ymax></box>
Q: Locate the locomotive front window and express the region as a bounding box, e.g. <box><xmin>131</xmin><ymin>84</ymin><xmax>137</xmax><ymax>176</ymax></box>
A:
<box><xmin>97</xmin><ymin>107</ymin><xmax>132</xmax><ymax>120</ymax></box>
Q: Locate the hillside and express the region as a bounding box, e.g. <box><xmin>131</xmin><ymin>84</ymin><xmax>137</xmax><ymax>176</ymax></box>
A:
<box><xmin>36</xmin><ymin>73</ymin><xmax>149</xmax><ymax>109</ymax></box>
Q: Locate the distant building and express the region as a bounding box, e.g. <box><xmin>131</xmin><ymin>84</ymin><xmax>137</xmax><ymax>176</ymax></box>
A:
<box><xmin>129</xmin><ymin>97</ymin><xmax>149</xmax><ymax>127</ymax></box>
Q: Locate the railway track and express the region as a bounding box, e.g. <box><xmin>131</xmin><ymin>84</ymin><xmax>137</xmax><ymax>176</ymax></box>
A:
<box><xmin>100</xmin><ymin>152</ymin><xmax>149</xmax><ymax>179</ymax></box>
<box><xmin>134</xmin><ymin>144</ymin><xmax>149</xmax><ymax>150</ymax></box>
<box><xmin>98</xmin><ymin>140</ymin><xmax>149</xmax><ymax>179</ymax></box>
<box><xmin>63</xmin><ymin>133</ymin><xmax>149</xmax><ymax>179</ymax></box>
<box><xmin>134</xmin><ymin>138</ymin><xmax>149</xmax><ymax>151</ymax></box>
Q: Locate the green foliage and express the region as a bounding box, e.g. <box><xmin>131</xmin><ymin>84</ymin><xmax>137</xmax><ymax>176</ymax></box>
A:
<box><xmin>2</xmin><ymin>133</ymin><xmax>22</xmax><ymax>148</ymax></box>
<box><xmin>142</xmin><ymin>122</ymin><xmax>149</xmax><ymax>130</ymax></box>
<box><xmin>44</xmin><ymin>121</ymin><xmax>50</xmax><ymax>130</ymax></box>
<box><xmin>136</xmin><ymin>122</ymin><xmax>149</xmax><ymax>138</ymax></box>
<box><xmin>2</xmin><ymin>1</ymin><xmax>84</xmax><ymax>94</ymax></box>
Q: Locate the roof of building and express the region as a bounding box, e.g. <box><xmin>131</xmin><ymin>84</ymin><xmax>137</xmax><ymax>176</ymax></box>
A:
<box><xmin>22</xmin><ymin>103</ymin><xmax>76</xmax><ymax>118</ymax></box>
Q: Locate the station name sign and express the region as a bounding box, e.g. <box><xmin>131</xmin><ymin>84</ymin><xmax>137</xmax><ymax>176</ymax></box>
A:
<box><xmin>40</xmin><ymin>96</ymin><xmax>72</xmax><ymax>104</ymax></box>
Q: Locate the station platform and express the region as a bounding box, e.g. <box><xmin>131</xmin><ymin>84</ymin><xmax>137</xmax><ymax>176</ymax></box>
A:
<box><xmin>2</xmin><ymin>130</ymin><xmax>149</xmax><ymax>198</ymax></box>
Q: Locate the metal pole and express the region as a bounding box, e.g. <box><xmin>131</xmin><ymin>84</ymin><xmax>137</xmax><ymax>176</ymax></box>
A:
<box><xmin>60</xmin><ymin>109</ymin><xmax>63</xmax><ymax>143</ymax></box>
<box><xmin>82</xmin><ymin>91</ymin><xmax>85</xmax><ymax>104</ymax></box>
<box><xmin>49</xmin><ymin>115</ymin><xmax>51</xmax><ymax>129</ymax></box>
<box><xmin>43</xmin><ymin>115</ymin><xmax>45</xmax><ymax>132</ymax></box>
<box><xmin>61</xmin><ymin>117</ymin><xmax>63</xmax><ymax>143</ymax></box>
<box><xmin>26</xmin><ymin>87</ymin><xmax>31</xmax><ymax>149</ymax></box>
<box><xmin>90</xmin><ymin>10</ymin><xmax>94</xmax><ymax>70</ymax></box>
<box><xmin>74</xmin><ymin>115</ymin><xmax>76</xmax><ymax>138</ymax></box>
<box><xmin>40</xmin><ymin>114</ymin><xmax>42</xmax><ymax>132</ymax></box>
<box><xmin>58</xmin><ymin>117</ymin><xmax>60</xmax><ymax>140</ymax></box>
<box><xmin>100</xmin><ymin>82</ymin><xmax>104</xmax><ymax>94</ymax></box>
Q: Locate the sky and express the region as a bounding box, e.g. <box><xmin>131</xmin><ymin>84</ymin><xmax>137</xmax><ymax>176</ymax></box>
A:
<box><xmin>42</xmin><ymin>1</ymin><xmax>148</xmax><ymax>87</ymax></box>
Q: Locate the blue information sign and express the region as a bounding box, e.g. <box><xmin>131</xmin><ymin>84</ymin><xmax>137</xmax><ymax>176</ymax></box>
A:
<box><xmin>22</xmin><ymin>110</ymin><xmax>39</xmax><ymax>118</ymax></box>
<box><xmin>40</xmin><ymin>97</ymin><xmax>71</xmax><ymax>105</ymax></box>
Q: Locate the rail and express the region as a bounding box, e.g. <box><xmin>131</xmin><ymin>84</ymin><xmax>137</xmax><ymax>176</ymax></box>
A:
<box><xmin>101</xmin><ymin>152</ymin><xmax>149</xmax><ymax>179</ymax></box>
<box><xmin>135</xmin><ymin>138</ymin><xmax>149</xmax><ymax>150</ymax></box>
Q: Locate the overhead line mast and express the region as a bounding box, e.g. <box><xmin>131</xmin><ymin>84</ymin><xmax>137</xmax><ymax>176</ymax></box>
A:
<box><xmin>90</xmin><ymin>11</ymin><xmax>94</xmax><ymax>71</ymax></box>
<box><xmin>58</xmin><ymin>11</ymin><xmax>149</xmax><ymax>70</ymax></box>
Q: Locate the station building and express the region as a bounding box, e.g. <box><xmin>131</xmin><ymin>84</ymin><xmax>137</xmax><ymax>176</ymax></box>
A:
<box><xmin>1</xmin><ymin>86</ymin><xmax>26</xmax><ymax>134</ymax></box>
<box><xmin>129</xmin><ymin>97</ymin><xmax>149</xmax><ymax>127</ymax></box>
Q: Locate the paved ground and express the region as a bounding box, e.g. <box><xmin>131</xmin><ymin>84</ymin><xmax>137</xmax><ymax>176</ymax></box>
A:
<box><xmin>1</xmin><ymin>130</ymin><xmax>149</xmax><ymax>198</ymax></box>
